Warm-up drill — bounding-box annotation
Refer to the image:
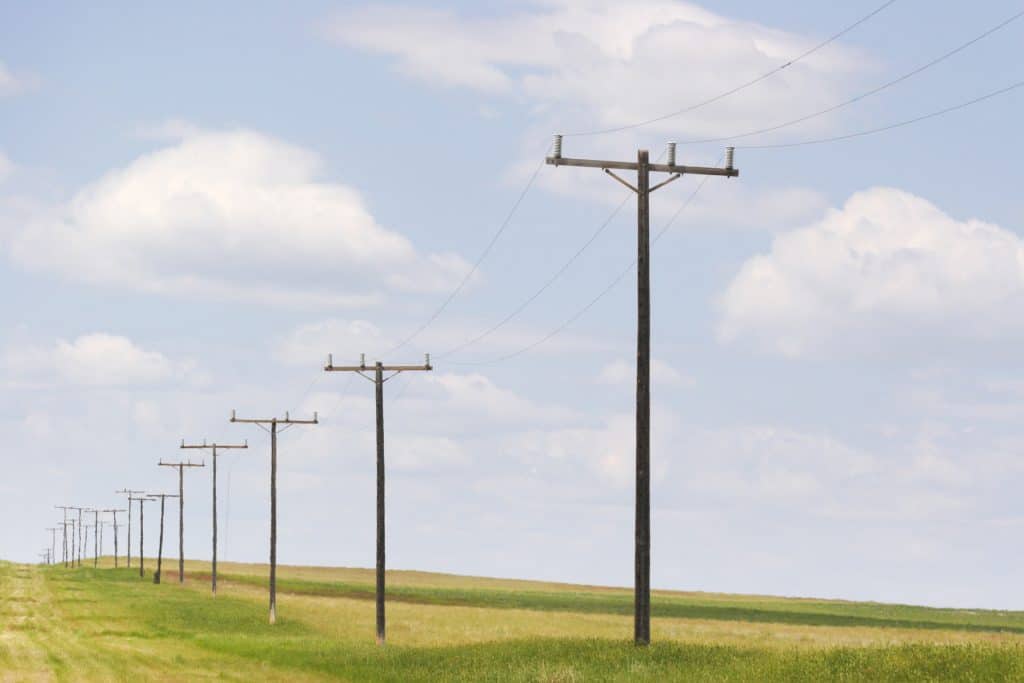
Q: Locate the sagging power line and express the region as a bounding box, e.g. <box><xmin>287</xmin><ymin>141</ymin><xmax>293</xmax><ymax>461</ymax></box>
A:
<box><xmin>675</xmin><ymin>7</ymin><xmax>1024</xmax><ymax>147</ymax></box>
<box><xmin>564</xmin><ymin>0</ymin><xmax>900</xmax><ymax>137</ymax></box>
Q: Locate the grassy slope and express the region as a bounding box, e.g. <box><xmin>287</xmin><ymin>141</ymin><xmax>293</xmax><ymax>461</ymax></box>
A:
<box><xmin>3</xmin><ymin>559</ymin><xmax>1024</xmax><ymax>681</ymax></box>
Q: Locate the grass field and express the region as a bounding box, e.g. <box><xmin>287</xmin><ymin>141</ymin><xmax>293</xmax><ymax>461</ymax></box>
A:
<box><xmin>3</xmin><ymin>559</ymin><xmax>1024</xmax><ymax>681</ymax></box>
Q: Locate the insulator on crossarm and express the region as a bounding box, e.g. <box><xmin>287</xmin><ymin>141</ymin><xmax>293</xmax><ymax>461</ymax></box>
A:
<box><xmin>667</xmin><ymin>142</ymin><xmax>676</xmax><ymax>166</ymax></box>
<box><xmin>725</xmin><ymin>147</ymin><xmax>735</xmax><ymax>170</ymax></box>
<box><xmin>553</xmin><ymin>134</ymin><xmax>563</xmax><ymax>159</ymax></box>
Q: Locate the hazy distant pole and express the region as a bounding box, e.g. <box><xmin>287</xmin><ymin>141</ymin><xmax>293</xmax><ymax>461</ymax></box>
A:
<box><xmin>117</xmin><ymin>489</ymin><xmax>144</xmax><ymax>568</ymax></box>
<box><xmin>90</xmin><ymin>509</ymin><xmax>99</xmax><ymax>569</ymax></box>
<box><xmin>59</xmin><ymin>521</ymin><xmax>73</xmax><ymax>567</ymax></box>
<box><xmin>69</xmin><ymin>507</ymin><xmax>86</xmax><ymax>567</ymax></box>
<box><xmin>133</xmin><ymin>495</ymin><xmax>153</xmax><ymax>578</ymax></box>
<box><xmin>158</xmin><ymin>460</ymin><xmax>205</xmax><ymax>584</ymax></box>
<box><xmin>54</xmin><ymin>506</ymin><xmax>71</xmax><ymax>567</ymax></box>
<box><xmin>180</xmin><ymin>439</ymin><xmax>248</xmax><ymax>596</ymax></box>
<box><xmin>230</xmin><ymin>410</ymin><xmax>318</xmax><ymax>624</ymax></box>
<box><xmin>324</xmin><ymin>353</ymin><xmax>432</xmax><ymax>645</ymax></box>
<box><xmin>546</xmin><ymin>136</ymin><xmax>739</xmax><ymax>646</ymax></box>
<box><xmin>104</xmin><ymin>509</ymin><xmax>126</xmax><ymax>568</ymax></box>
<box><xmin>46</xmin><ymin>528</ymin><xmax>57</xmax><ymax>565</ymax></box>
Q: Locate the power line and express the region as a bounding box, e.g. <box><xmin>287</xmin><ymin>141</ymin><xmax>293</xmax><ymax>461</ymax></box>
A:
<box><xmin>384</xmin><ymin>144</ymin><xmax>550</xmax><ymax>355</ymax></box>
<box><xmin>436</xmin><ymin>148</ymin><xmax>672</xmax><ymax>360</ymax></box>
<box><xmin>676</xmin><ymin>7</ymin><xmax>1024</xmax><ymax>146</ymax></box>
<box><xmin>455</xmin><ymin>169</ymin><xmax>719</xmax><ymax>366</ymax></box>
<box><xmin>739</xmin><ymin>77</ymin><xmax>1024</xmax><ymax>149</ymax></box>
<box><xmin>565</xmin><ymin>0</ymin><xmax>900</xmax><ymax>137</ymax></box>
<box><xmin>436</xmin><ymin>192</ymin><xmax>632</xmax><ymax>360</ymax></box>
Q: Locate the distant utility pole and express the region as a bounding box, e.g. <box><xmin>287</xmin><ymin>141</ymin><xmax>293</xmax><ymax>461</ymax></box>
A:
<box><xmin>147</xmin><ymin>493</ymin><xmax>179</xmax><ymax>585</ymax></box>
<box><xmin>230</xmin><ymin>410</ymin><xmax>318</xmax><ymax>624</ymax></box>
<box><xmin>87</xmin><ymin>509</ymin><xmax>100</xmax><ymax>568</ymax></box>
<box><xmin>69</xmin><ymin>507</ymin><xmax>86</xmax><ymax>567</ymax></box>
<box><xmin>546</xmin><ymin>136</ymin><xmax>739</xmax><ymax>646</ymax></box>
<box><xmin>133</xmin><ymin>495</ymin><xmax>154</xmax><ymax>578</ymax></box>
<box><xmin>158</xmin><ymin>459</ymin><xmax>205</xmax><ymax>584</ymax></box>
<box><xmin>324</xmin><ymin>353</ymin><xmax>432</xmax><ymax>645</ymax></box>
<box><xmin>117</xmin><ymin>489</ymin><xmax>145</xmax><ymax>568</ymax></box>
<box><xmin>99</xmin><ymin>520</ymin><xmax>112</xmax><ymax>565</ymax></box>
<box><xmin>59</xmin><ymin>521</ymin><xmax>73</xmax><ymax>568</ymax></box>
<box><xmin>46</xmin><ymin>528</ymin><xmax>57</xmax><ymax>565</ymax></box>
<box><xmin>104</xmin><ymin>509</ymin><xmax>126</xmax><ymax>568</ymax></box>
<box><xmin>54</xmin><ymin>506</ymin><xmax>71</xmax><ymax>566</ymax></box>
<box><xmin>180</xmin><ymin>439</ymin><xmax>249</xmax><ymax>596</ymax></box>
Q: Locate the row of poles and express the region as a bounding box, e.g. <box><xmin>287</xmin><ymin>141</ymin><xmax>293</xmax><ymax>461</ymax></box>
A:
<box><xmin>43</xmin><ymin>354</ymin><xmax>431</xmax><ymax>645</ymax></box>
<box><xmin>41</xmin><ymin>140</ymin><xmax>739</xmax><ymax>647</ymax></box>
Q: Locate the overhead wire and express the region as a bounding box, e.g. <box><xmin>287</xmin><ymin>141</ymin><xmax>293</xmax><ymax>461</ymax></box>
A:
<box><xmin>453</xmin><ymin>163</ymin><xmax>721</xmax><ymax>366</ymax></box>
<box><xmin>564</xmin><ymin>0</ymin><xmax>900</xmax><ymax>137</ymax></box>
<box><xmin>738</xmin><ymin>77</ymin><xmax>1024</xmax><ymax>149</ymax></box>
<box><xmin>382</xmin><ymin>144</ymin><xmax>550</xmax><ymax>356</ymax></box>
<box><xmin>673</xmin><ymin>7</ymin><xmax>1024</xmax><ymax>146</ymax></box>
<box><xmin>380</xmin><ymin>2</ymin><xmax>903</xmax><ymax>358</ymax></box>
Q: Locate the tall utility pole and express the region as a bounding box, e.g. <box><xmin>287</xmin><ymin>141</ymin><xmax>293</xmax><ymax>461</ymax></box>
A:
<box><xmin>324</xmin><ymin>353</ymin><xmax>432</xmax><ymax>645</ymax></box>
<box><xmin>180</xmin><ymin>439</ymin><xmax>249</xmax><ymax>596</ymax></box>
<box><xmin>147</xmin><ymin>493</ymin><xmax>179</xmax><ymax>584</ymax></box>
<box><xmin>230</xmin><ymin>410</ymin><xmax>318</xmax><ymax>624</ymax></box>
<box><xmin>546</xmin><ymin>136</ymin><xmax>739</xmax><ymax>646</ymax></box>
<box><xmin>69</xmin><ymin>506</ymin><xmax>86</xmax><ymax>567</ymax></box>
<box><xmin>46</xmin><ymin>528</ymin><xmax>57</xmax><ymax>566</ymax></box>
<box><xmin>104</xmin><ymin>509</ymin><xmax>126</xmax><ymax>568</ymax></box>
<box><xmin>158</xmin><ymin>459</ymin><xmax>205</xmax><ymax>584</ymax></box>
<box><xmin>55</xmin><ymin>506</ymin><xmax>71</xmax><ymax>567</ymax></box>
<box><xmin>117</xmin><ymin>489</ymin><xmax>145</xmax><ymax>568</ymax></box>
<box><xmin>132</xmin><ymin>495</ymin><xmax>153</xmax><ymax>578</ymax></box>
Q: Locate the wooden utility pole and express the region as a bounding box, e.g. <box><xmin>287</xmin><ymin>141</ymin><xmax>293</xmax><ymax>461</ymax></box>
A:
<box><xmin>103</xmin><ymin>509</ymin><xmax>126</xmax><ymax>568</ymax></box>
<box><xmin>546</xmin><ymin>136</ymin><xmax>739</xmax><ymax>646</ymax></box>
<box><xmin>131</xmin><ymin>495</ymin><xmax>153</xmax><ymax>578</ymax></box>
<box><xmin>59</xmin><ymin>521</ymin><xmax>73</xmax><ymax>567</ymax></box>
<box><xmin>98</xmin><ymin>520</ymin><xmax>112</xmax><ymax>565</ymax></box>
<box><xmin>86</xmin><ymin>509</ymin><xmax>100</xmax><ymax>568</ymax></box>
<box><xmin>117</xmin><ymin>489</ymin><xmax>145</xmax><ymax>568</ymax></box>
<box><xmin>55</xmin><ymin>506</ymin><xmax>71</xmax><ymax>567</ymax></box>
<box><xmin>158</xmin><ymin>459</ymin><xmax>205</xmax><ymax>584</ymax></box>
<box><xmin>147</xmin><ymin>493</ymin><xmax>179</xmax><ymax>584</ymax></box>
<box><xmin>324</xmin><ymin>353</ymin><xmax>432</xmax><ymax>645</ymax></box>
<box><xmin>46</xmin><ymin>528</ymin><xmax>57</xmax><ymax>566</ymax></box>
<box><xmin>180</xmin><ymin>439</ymin><xmax>248</xmax><ymax>596</ymax></box>
<box><xmin>69</xmin><ymin>507</ymin><xmax>86</xmax><ymax>568</ymax></box>
<box><xmin>230</xmin><ymin>410</ymin><xmax>318</xmax><ymax>624</ymax></box>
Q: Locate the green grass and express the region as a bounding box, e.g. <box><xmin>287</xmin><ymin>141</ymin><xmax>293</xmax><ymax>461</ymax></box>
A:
<box><xmin>216</xmin><ymin>570</ymin><xmax>1024</xmax><ymax>636</ymax></box>
<box><xmin>5</xmin><ymin>560</ymin><xmax>1024</xmax><ymax>681</ymax></box>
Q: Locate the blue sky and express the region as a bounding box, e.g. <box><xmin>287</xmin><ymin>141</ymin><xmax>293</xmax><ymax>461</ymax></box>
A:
<box><xmin>2</xmin><ymin>0</ymin><xmax>1024</xmax><ymax>609</ymax></box>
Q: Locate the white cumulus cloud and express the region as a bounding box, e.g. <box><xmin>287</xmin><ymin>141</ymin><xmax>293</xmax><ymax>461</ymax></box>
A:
<box><xmin>324</xmin><ymin>0</ymin><xmax>864</xmax><ymax>138</ymax></box>
<box><xmin>718</xmin><ymin>187</ymin><xmax>1024</xmax><ymax>356</ymax></box>
<box><xmin>2</xmin><ymin>127</ymin><xmax>471</xmax><ymax>307</ymax></box>
<box><xmin>2</xmin><ymin>333</ymin><xmax>197</xmax><ymax>387</ymax></box>
<box><xmin>0</xmin><ymin>61</ymin><xmax>29</xmax><ymax>96</ymax></box>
